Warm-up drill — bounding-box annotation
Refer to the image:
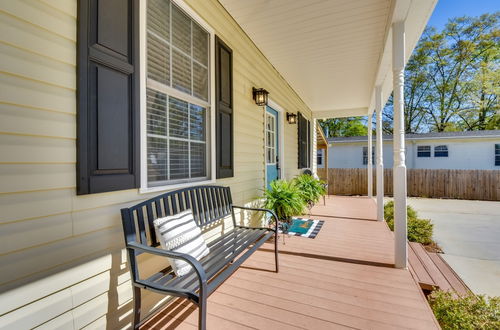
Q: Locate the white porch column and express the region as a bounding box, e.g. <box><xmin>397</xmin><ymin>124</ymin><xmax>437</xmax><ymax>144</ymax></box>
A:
<box><xmin>392</xmin><ymin>21</ymin><xmax>408</xmax><ymax>269</ymax></box>
<box><xmin>312</xmin><ymin>119</ymin><xmax>318</xmax><ymax>175</ymax></box>
<box><xmin>375</xmin><ymin>86</ymin><xmax>384</xmax><ymax>221</ymax></box>
<box><xmin>367</xmin><ymin>115</ymin><xmax>373</xmax><ymax>198</ymax></box>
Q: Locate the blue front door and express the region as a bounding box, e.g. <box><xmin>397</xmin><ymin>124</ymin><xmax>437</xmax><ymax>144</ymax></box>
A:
<box><xmin>265</xmin><ymin>106</ymin><xmax>279</xmax><ymax>190</ymax></box>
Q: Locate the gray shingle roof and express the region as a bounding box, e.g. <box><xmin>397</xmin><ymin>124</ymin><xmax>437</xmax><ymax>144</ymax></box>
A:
<box><xmin>327</xmin><ymin>130</ymin><xmax>500</xmax><ymax>143</ymax></box>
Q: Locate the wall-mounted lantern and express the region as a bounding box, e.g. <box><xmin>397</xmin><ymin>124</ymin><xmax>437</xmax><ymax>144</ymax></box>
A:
<box><xmin>252</xmin><ymin>87</ymin><xmax>269</xmax><ymax>106</ymax></box>
<box><xmin>286</xmin><ymin>112</ymin><xmax>297</xmax><ymax>124</ymax></box>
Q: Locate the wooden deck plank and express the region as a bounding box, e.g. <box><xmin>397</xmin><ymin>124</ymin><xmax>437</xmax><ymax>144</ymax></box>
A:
<box><xmin>220</xmin><ymin>279</ymin><xmax>436</xmax><ymax>327</ymax></box>
<box><xmin>141</xmin><ymin>196</ymin><xmax>439</xmax><ymax>330</ymax></box>
<box><xmin>410</xmin><ymin>242</ymin><xmax>452</xmax><ymax>292</ymax></box>
<box><xmin>428</xmin><ymin>252</ymin><xmax>471</xmax><ymax>296</ymax></box>
<box><xmin>408</xmin><ymin>243</ymin><xmax>436</xmax><ymax>290</ymax></box>
<box><xmin>408</xmin><ymin>242</ymin><xmax>471</xmax><ymax>297</ymax></box>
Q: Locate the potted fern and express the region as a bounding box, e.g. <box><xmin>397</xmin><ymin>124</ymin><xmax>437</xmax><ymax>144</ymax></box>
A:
<box><xmin>292</xmin><ymin>174</ymin><xmax>327</xmax><ymax>210</ymax></box>
<box><xmin>263</xmin><ymin>180</ymin><xmax>306</xmax><ymax>224</ymax></box>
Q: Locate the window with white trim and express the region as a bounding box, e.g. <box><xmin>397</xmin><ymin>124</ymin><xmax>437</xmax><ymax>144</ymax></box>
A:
<box><xmin>434</xmin><ymin>145</ymin><xmax>448</xmax><ymax>157</ymax></box>
<box><xmin>265</xmin><ymin>112</ymin><xmax>276</xmax><ymax>164</ymax></box>
<box><xmin>362</xmin><ymin>146</ymin><xmax>374</xmax><ymax>165</ymax></box>
<box><xmin>317</xmin><ymin>149</ymin><xmax>323</xmax><ymax>166</ymax></box>
<box><xmin>417</xmin><ymin>145</ymin><xmax>431</xmax><ymax>157</ymax></box>
<box><xmin>495</xmin><ymin>144</ymin><xmax>500</xmax><ymax>166</ymax></box>
<box><xmin>146</xmin><ymin>0</ymin><xmax>211</xmax><ymax>187</ymax></box>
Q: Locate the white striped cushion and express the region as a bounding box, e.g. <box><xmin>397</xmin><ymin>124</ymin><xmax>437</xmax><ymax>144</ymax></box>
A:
<box><xmin>153</xmin><ymin>209</ymin><xmax>209</xmax><ymax>276</ymax></box>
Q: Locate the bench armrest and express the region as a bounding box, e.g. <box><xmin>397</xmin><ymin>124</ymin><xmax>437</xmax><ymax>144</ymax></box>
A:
<box><xmin>232</xmin><ymin>205</ymin><xmax>279</xmax><ymax>233</ymax></box>
<box><xmin>127</xmin><ymin>241</ymin><xmax>208</xmax><ymax>285</ymax></box>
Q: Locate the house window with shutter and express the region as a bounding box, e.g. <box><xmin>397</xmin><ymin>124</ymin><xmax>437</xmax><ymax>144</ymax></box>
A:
<box><xmin>145</xmin><ymin>0</ymin><xmax>215</xmax><ymax>188</ymax></box>
<box><xmin>362</xmin><ymin>146</ymin><xmax>374</xmax><ymax>165</ymax></box>
<box><xmin>495</xmin><ymin>144</ymin><xmax>500</xmax><ymax>166</ymax></box>
<box><xmin>297</xmin><ymin>112</ymin><xmax>311</xmax><ymax>169</ymax></box>
<box><xmin>317</xmin><ymin>149</ymin><xmax>323</xmax><ymax>166</ymax></box>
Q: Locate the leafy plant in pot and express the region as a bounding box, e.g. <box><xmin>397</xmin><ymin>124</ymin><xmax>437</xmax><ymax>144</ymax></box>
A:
<box><xmin>292</xmin><ymin>174</ymin><xmax>327</xmax><ymax>210</ymax></box>
<box><xmin>263</xmin><ymin>180</ymin><xmax>306</xmax><ymax>227</ymax></box>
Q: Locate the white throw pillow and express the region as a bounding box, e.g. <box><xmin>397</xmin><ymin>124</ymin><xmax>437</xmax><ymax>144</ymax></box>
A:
<box><xmin>153</xmin><ymin>209</ymin><xmax>210</xmax><ymax>276</ymax></box>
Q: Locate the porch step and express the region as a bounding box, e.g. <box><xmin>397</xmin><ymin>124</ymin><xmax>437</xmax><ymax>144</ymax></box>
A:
<box><xmin>408</xmin><ymin>242</ymin><xmax>470</xmax><ymax>296</ymax></box>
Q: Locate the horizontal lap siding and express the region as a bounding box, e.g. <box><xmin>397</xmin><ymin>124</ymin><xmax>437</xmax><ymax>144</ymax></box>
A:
<box><xmin>0</xmin><ymin>0</ymin><xmax>312</xmax><ymax>328</ymax></box>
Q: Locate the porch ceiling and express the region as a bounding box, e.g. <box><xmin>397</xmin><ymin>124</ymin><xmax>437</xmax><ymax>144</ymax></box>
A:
<box><xmin>219</xmin><ymin>0</ymin><xmax>437</xmax><ymax>118</ymax></box>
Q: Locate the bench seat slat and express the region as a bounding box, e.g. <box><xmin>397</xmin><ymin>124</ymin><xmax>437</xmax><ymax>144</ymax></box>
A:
<box><xmin>143</xmin><ymin>227</ymin><xmax>270</xmax><ymax>294</ymax></box>
<box><xmin>166</xmin><ymin>228</ymin><xmax>268</xmax><ymax>290</ymax></box>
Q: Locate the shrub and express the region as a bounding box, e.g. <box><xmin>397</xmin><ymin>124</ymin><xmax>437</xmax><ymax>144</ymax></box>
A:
<box><xmin>384</xmin><ymin>201</ymin><xmax>434</xmax><ymax>244</ymax></box>
<box><xmin>263</xmin><ymin>180</ymin><xmax>306</xmax><ymax>221</ymax></box>
<box><xmin>292</xmin><ymin>174</ymin><xmax>327</xmax><ymax>207</ymax></box>
<box><xmin>429</xmin><ymin>290</ymin><xmax>500</xmax><ymax>330</ymax></box>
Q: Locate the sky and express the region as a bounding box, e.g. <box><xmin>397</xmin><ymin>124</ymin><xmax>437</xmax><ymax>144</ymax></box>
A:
<box><xmin>427</xmin><ymin>0</ymin><xmax>499</xmax><ymax>31</ymax></box>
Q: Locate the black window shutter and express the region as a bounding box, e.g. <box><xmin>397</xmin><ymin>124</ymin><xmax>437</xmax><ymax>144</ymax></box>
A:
<box><xmin>77</xmin><ymin>0</ymin><xmax>140</xmax><ymax>195</ymax></box>
<box><xmin>215</xmin><ymin>36</ymin><xmax>234</xmax><ymax>178</ymax></box>
<box><xmin>298</xmin><ymin>112</ymin><xmax>309</xmax><ymax>169</ymax></box>
<box><xmin>307</xmin><ymin>119</ymin><xmax>311</xmax><ymax>168</ymax></box>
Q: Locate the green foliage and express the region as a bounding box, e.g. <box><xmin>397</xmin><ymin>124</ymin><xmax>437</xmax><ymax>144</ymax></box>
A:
<box><xmin>292</xmin><ymin>174</ymin><xmax>327</xmax><ymax>207</ymax></box>
<box><xmin>263</xmin><ymin>180</ymin><xmax>306</xmax><ymax>221</ymax></box>
<box><xmin>384</xmin><ymin>201</ymin><xmax>434</xmax><ymax>244</ymax></box>
<box><xmin>429</xmin><ymin>290</ymin><xmax>500</xmax><ymax>330</ymax></box>
<box><xmin>319</xmin><ymin>117</ymin><xmax>368</xmax><ymax>137</ymax></box>
<box><xmin>382</xmin><ymin>12</ymin><xmax>500</xmax><ymax>133</ymax></box>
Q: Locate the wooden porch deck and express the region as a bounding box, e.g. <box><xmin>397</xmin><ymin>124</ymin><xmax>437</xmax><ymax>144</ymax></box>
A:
<box><xmin>141</xmin><ymin>196</ymin><xmax>440</xmax><ymax>329</ymax></box>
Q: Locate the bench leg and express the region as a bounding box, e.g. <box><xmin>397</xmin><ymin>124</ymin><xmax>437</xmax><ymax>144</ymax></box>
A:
<box><xmin>198</xmin><ymin>295</ymin><xmax>207</xmax><ymax>330</ymax></box>
<box><xmin>133</xmin><ymin>286</ymin><xmax>141</xmax><ymax>329</ymax></box>
<box><xmin>274</xmin><ymin>232</ymin><xmax>279</xmax><ymax>273</ymax></box>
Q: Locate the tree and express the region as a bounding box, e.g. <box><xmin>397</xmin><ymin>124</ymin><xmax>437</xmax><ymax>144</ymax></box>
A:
<box><xmin>423</xmin><ymin>14</ymin><xmax>499</xmax><ymax>131</ymax></box>
<box><xmin>458</xmin><ymin>15</ymin><xmax>500</xmax><ymax>130</ymax></box>
<box><xmin>383</xmin><ymin>12</ymin><xmax>499</xmax><ymax>133</ymax></box>
<box><xmin>319</xmin><ymin>117</ymin><xmax>367</xmax><ymax>137</ymax></box>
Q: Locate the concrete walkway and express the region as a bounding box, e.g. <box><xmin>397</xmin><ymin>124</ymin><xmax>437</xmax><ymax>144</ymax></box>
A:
<box><xmin>406</xmin><ymin>198</ymin><xmax>500</xmax><ymax>297</ymax></box>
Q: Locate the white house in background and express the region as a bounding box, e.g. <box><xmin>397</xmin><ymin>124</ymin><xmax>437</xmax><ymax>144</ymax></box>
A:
<box><xmin>317</xmin><ymin>130</ymin><xmax>500</xmax><ymax>170</ymax></box>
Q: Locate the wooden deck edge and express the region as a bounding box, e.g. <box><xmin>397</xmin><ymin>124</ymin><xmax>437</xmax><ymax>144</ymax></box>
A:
<box><xmin>408</xmin><ymin>242</ymin><xmax>472</xmax><ymax>296</ymax></box>
<box><xmin>412</xmin><ymin>272</ymin><xmax>443</xmax><ymax>330</ymax></box>
<box><xmin>431</xmin><ymin>252</ymin><xmax>472</xmax><ymax>296</ymax></box>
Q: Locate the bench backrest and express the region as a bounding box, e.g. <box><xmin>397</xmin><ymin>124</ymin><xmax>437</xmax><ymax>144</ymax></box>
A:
<box><xmin>121</xmin><ymin>185</ymin><xmax>234</xmax><ymax>247</ymax></box>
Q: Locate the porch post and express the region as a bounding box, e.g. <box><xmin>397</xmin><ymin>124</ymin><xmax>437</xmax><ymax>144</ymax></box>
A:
<box><xmin>392</xmin><ymin>21</ymin><xmax>407</xmax><ymax>269</ymax></box>
<box><xmin>375</xmin><ymin>86</ymin><xmax>384</xmax><ymax>221</ymax></box>
<box><xmin>367</xmin><ymin>114</ymin><xmax>373</xmax><ymax>198</ymax></box>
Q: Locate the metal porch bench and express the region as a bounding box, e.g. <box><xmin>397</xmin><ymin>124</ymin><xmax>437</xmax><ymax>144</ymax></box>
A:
<box><xmin>120</xmin><ymin>185</ymin><xmax>279</xmax><ymax>330</ymax></box>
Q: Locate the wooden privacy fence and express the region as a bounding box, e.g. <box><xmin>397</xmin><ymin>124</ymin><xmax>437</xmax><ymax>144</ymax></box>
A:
<box><xmin>317</xmin><ymin>168</ymin><xmax>500</xmax><ymax>201</ymax></box>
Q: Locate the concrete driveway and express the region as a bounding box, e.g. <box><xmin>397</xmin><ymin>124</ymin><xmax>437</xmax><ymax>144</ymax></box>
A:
<box><xmin>406</xmin><ymin>198</ymin><xmax>500</xmax><ymax>297</ymax></box>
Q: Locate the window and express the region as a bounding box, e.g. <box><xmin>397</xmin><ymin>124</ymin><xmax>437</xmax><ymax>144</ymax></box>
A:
<box><xmin>265</xmin><ymin>113</ymin><xmax>276</xmax><ymax>164</ymax></box>
<box><xmin>146</xmin><ymin>0</ymin><xmax>211</xmax><ymax>187</ymax></box>
<box><xmin>317</xmin><ymin>149</ymin><xmax>323</xmax><ymax>166</ymax></box>
<box><xmin>496</xmin><ymin>144</ymin><xmax>500</xmax><ymax>166</ymax></box>
<box><xmin>434</xmin><ymin>145</ymin><xmax>448</xmax><ymax>157</ymax></box>
<box><xmin>417</xmin><ymin>145</ymin><xmax>431</xmax><ymax>157</ymax></box>
<box><xmin>297</xmin><ymin>112</ymin><xmax>311</xmax><ymax>168</ymax></box>
<box><xmin>362</xmin><ymin>146</ymin><xmax>374</xmax><ymax>165</ymax></box>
